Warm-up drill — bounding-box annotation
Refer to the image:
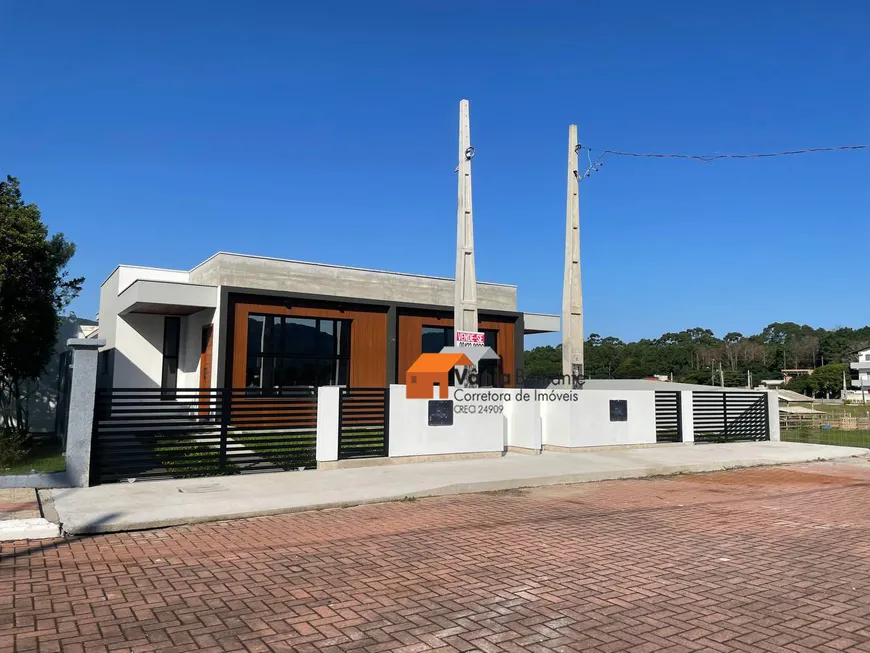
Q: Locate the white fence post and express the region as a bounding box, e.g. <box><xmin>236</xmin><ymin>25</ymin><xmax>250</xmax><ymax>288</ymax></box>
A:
<box><xmin>680</xmin><ymin>391</ymin><xmax>694</xmax><ymax>443</ymax></box>
<box><xmin>316</xmin><ymin>386</ymin><xmax>340</xmax><ymax>464</ymax></box>
<box><xmin>767</xmin><ymin>390</ymin><xmax>781</xmax><ymax>441</ymax></box>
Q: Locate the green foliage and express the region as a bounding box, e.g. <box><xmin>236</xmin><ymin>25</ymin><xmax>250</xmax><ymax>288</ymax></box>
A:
<box><xmin>785</xmin><ymin>363</ymin><xmax>849</xmax><ymax>397</ymax></box>
<box><xmin>0</xmin><ymin>176</ymin><xmax>83</xmax><ymax>431</ymax></box>
<box><xmin>0</xmin><ymin>441</ymin><xmax>64</xmax><ymax>475</ymax></box>
<box><xmin>0</xmin><ymin>425</ymin><xmax>32</xmax><ymax>468</ymax></box>
<box><xmin>522</xmin><ymin>344</ymin><xmax>562</xmax><ymax>381</ymax></box>
<box><xmin>524</xmin><ymin>323</ymin><xmax>868</xmax><ymax>387</ymax></box>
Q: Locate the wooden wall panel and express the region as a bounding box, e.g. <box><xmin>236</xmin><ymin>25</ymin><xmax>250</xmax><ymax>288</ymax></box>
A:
<box><xmin>397</xmin><ymin>313</ymin><xmax>517</xmax><ymax>386</ymax></box>
<box><xmin>231</xmin><ymin>300</ymin><xmax>387</xmax><ymax>388</ymax></box>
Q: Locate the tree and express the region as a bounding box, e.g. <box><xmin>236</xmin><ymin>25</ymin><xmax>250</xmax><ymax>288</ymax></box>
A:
<box><xmin>0</xmin><ymin>176</ymin><xmax>83</xmax><ymax>433</ymax></box>
<box><xmin>522</xmin><ymin>345</ymin><xmax>562</xmax><ymax>382</ymax></box>
<box><xmin>527</xmin><ymin>323</ymin><xmax>870</xmax><ymax>390</ymax></box>
<box><xmin>786</xmin><ymin>363</ymin><xmax>850</xmax><ymax>398</ymax></box>
<box><xmin>723</xmin><ymin>332</ymin><xmax>743</xmax><ymax>371</ymax></box>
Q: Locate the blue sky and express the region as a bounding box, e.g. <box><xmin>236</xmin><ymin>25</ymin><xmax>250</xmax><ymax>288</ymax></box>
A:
<box><xmin>2</xmin><ymin>1</ymin><xmax>868</xmax><ymax>345</ymax></box>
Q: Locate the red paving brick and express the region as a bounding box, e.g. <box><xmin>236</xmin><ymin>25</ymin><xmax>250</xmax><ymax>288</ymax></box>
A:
<box><xmin>4</xmin><ymin>459</ymin><xmax>870</xmax><ymax>652</ymax></box>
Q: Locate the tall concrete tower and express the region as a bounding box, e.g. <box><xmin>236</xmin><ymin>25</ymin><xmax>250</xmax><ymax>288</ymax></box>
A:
<box><xmin>562</xmin><ymin>124</ymin><xmax>584</xmax><ymax>384</ymax></box>
<box><xmin>454</xmin><ymin>99</ymin><xmax>479</xmax><ymax>334</ymax></box>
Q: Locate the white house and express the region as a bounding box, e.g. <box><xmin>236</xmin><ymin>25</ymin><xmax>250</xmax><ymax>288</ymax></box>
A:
<box><xmin>851</xmin><ymin>347</ymin><xmax>870</xmax><ymax>390</ymax></box>
<box><xmin>95</xmin><ymin>252</ymin><xmax>559</xmax><ymax>393</ymax></box>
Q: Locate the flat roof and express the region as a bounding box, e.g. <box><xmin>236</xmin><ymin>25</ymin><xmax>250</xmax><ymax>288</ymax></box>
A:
<box><xmin>191</xmin><ymin>251</ymin><xmax>516</xmax><ymax>289</ymax></box>
<box><xmin>101</xmin><ymin>263</ymin><xmax>190</xmax><ymax>287</ymax></box>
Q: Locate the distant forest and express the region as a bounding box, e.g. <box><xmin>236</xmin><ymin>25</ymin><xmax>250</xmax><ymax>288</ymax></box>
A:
<box><xmin>524</xmin><ymin>322</ymin><xmax>870</xmax><ymax>395</ymax></box>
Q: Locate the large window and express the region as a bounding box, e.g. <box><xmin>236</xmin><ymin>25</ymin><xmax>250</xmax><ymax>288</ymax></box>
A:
<box><xmin>246</xmin><ymin>315</ymin><xmax>350</xmax><ymax>390</ymax></box>
<box><xmin>161</xmin><ymin>316</ymin><xmax>181</xmax><ymax>394</ymax></box>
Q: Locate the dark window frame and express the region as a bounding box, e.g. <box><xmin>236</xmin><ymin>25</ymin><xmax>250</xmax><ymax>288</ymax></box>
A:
<box><xmin>246</xmin><ymin>314</ymin><xmax>351</xmax><ymax>392</ymax></box>
<box><xmin>161</xmin><ymin>316</ymin><xmax>181</xmax><ymax>398</ymax></box>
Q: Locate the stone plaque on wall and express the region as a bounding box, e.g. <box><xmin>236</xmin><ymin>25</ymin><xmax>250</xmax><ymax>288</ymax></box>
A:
<box><xmin>428</xmin><ymin>400</ymin><xmax>454</xmax><ymax>426</ymax></box>
<box><xmin>609</xmin><ymin>399</ymin><xmax>628</xmax><ymax>422</ymax></box>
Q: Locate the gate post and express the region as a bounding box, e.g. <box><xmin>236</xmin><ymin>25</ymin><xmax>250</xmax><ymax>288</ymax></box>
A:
<box><xmin>679</xmin><ymin>391</ymin><xmax>694</xmax><ymax>443</ymax></box>
<box><xmin>219</xmin><ymin>387</ymin><xmax>231</xmax><ymax>472</ymax></box>
<box><xmin>65</xmin><ymin>338</ymin><xmax>106</xmax><ymax>488</ymax></box>
<box><xmin>316</xmin><ymin>386</ymin><xmax>340</xmax><ymax>465</ymax></box>
<box><xmin>766</xmin><ymin>391</ymin><xmax>780</xmax><ymax>441</ymax></box>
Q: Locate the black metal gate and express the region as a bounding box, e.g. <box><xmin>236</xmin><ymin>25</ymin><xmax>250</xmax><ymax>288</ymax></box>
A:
<box><xmin>91</xmin><ymin>387</ymin><xmax>318</xmax><ymax>484</ymax></box>
<box><xmin>338</xmin><ymin>388</ymin><xmax>389</xmax><ymax>460</ymax></box>
<box><xmin>654</xmin><ymin>391</ymin><xmax>683</xmax><ymax>443</ymax></box>
<box><xmin>54</xmin><ymin>350</ymin><xmax>73</xmax><ymax>448</ymax></box>
<box><xmin>692</xmin><ymin>391</ymin><xmax>770</xmax><ymax>443</ymax></box>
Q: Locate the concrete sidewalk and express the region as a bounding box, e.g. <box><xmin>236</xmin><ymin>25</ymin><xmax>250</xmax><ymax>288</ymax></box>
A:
<box><xmin>46</xmin><ymin>441</ymin><xmax>867</xmax><ymax>535</ymax></box>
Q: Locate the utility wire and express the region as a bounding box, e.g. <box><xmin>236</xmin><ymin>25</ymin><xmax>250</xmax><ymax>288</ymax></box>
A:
<box><xmin>577</xmin><ymin>143</ymin><xmax>870</xmax><ymax>163</ymax></box>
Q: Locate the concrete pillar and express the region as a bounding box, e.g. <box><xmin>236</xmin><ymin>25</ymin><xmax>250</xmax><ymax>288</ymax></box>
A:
<box><xmin>454</xmin><ymin>99</ymin><xmax>479</xmax><ymax>333</ymax></box>
<box><xmin>767</xmin><ymin>390</ymin><xmax>781</xmax><ymax>441</ymax></box>
<box><xmin>64</xmin><ymin>338</ymin><xmax>106</xmax><ymax>487</ymax></box>
<box><xmin>316</xmin><ymin>386</ymin><xmax>341</xmax><ymax>463</ymax></box>
<box><xmin>562</xmin><ymin>125</ymin><xmax>583</xmax><ymax>384</ymax></box>
<box><xmin>680</xmin><ymin>390</ymin><xmax>695</xmax><ymax>443</ymax></box>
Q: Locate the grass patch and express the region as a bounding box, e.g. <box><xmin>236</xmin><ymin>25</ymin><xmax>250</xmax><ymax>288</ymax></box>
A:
<box><xmin>230</xmin><ymin>431</ymin><xmax>317</xmax><ymax>470</ymax></box>
<box><xmin>811</xmin><ymin>403</ymin><xmax>870</xmax><ymax>417</ymax></box>
<box><xmin>338</xmin><ymin>428</ymin><xmax>387</xmax><ymax>458</ymax></box>
<box><xmin>153</xmin><ymin>437</ymin><xmax>238</xmax><ymax>478</ymax></box>
<box><xmin>0</xmin><ymin>441</ymin><xmax>65</xmax><ymax>475</ymax></box>
<box><xmin>781</xmin><ymin>428</ymin><xmax>870</xmax><ymax>448</ymax></box>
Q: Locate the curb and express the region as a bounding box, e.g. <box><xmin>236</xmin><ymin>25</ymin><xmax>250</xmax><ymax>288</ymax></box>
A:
<box><xmin>58</xmin><ymin>450</ymin><xmax>868</xmax><ymax>536</ymax></box>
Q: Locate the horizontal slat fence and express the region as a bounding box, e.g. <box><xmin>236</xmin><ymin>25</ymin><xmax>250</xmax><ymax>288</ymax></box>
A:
<box><xmin>692</xmin><ymin>391</ymin><xmax>769</xmax><ymax>443</ymax></box>
<box><xmin>654</xmin><ymin>391</ymin><xmax>682</xmax><ymax>443</ymax></box>
<box><xmin>91</xmin><ymin>387</ymin><xmax>317</xmax><ymax>484</ymax></box>
<box><xmin>338</xmin><ymin>388</ymin><xmax>389</xmax><ymax>460</ymax></box>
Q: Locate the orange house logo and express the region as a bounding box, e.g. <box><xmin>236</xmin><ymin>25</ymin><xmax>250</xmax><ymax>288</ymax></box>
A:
<box><xmin>406</xmin><ymin>353</ymin><xmax>473</xmax><ymax>399</ymax></box>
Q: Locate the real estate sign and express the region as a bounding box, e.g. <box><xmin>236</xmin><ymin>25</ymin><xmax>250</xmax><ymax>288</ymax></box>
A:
<box><xmin>455</xmin><ymin>330</ymin><xmax>485</xmax><ymax>347</ymax></box>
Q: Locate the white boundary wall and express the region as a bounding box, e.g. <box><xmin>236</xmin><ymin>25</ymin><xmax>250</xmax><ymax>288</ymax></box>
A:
<box><xmin>541</xmin><ymin>389</ymin><xmax>656</xmax><ymax>448</ymax></box>
<box><xmin>314</xmin><ymin>385</ymin><xmax>781</xmax><ymax>463</ymax></box>
<box><xmin>388</xmin><ymin>385</ymin><xmax>505</xmax><ymax>458</ymax></box>
<box><xmin>503</xmin><ymin>396</ymin><xmax>542</xmax><ymax>451</ymax></box>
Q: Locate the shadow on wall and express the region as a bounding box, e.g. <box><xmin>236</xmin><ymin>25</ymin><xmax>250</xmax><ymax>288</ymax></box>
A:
<box><xmin>1</xmin><ymin>315</ymin><xmax>98</xmax><ymax>435</ymax></box>
<box><xmin>110</xmin><ymin>349</ymin><xmax>161</xmax><ymax>390</ymax></box>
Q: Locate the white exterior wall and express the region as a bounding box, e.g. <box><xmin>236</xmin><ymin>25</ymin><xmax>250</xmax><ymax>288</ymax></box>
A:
<box><xmin>113</xmin><ymin>314</ymin><xmax>166</xmax><ymax>388</ymax></box>
<box><xmin>98</xmin><ymin>270</ymin><xmax>121</xmax><ymax>349</ymax></box>
<box><xmin>178</xmin><ymin>309</ymin><xmax>216</xmax><ymax>389</ymax></box>
<box><xmin>99</xmin><ymin>266</ymin><xmax>221</xmax><ymax>391</ymax></box>
<box><xmin>503</xmin><ymin>398</ymin><xmax>541</xmax><ymax>451</ymax></box>
<box><xmin>316</xmin><ymin>386</ymin><xmax>340</xmax><ymax>462</ymax></box>
<box><xmin>117</xmin><ymin>267</ymin><xmax>189</xmax><ymax>294</ymax></box>
<box><xmin>541</xmin><ymin>390</ymin><xmax>657</xmax><ymax>448</ymax></box>
<box><xmin>388</xmin><ymin>385</ymin><xmax>504</xmax><ymax>458</ymax></box>
<box><xmin>210</xmin><ymin>289</ymin><xmax>222</xmax><ymax>387</ymax></box>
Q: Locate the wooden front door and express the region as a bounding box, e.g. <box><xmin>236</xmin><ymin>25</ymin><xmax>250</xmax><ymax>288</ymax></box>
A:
<box><xmin>199</xmin><ymin>325</ymin><xmax>214</xmax><ymax>415</ymax></box>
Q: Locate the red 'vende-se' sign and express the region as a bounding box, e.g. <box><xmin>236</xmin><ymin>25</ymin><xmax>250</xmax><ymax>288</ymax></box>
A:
<box><xmin>455</xmin><ymin>330</ymin><xmax>485</xmax><ymax>346</ymax></box>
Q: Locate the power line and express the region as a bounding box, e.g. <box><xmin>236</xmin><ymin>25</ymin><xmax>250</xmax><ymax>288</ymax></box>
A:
<box><xmin>576</xmin><ymin>143</ymin><xmax>870</xmax><ymax>163</ymax></box>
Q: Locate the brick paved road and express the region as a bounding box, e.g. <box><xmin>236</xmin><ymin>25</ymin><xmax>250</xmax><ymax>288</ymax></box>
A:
<box><xmin>4</xmin><ymin>460</ymin><xmax>870</xmax><ymax>653</ymax></box>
